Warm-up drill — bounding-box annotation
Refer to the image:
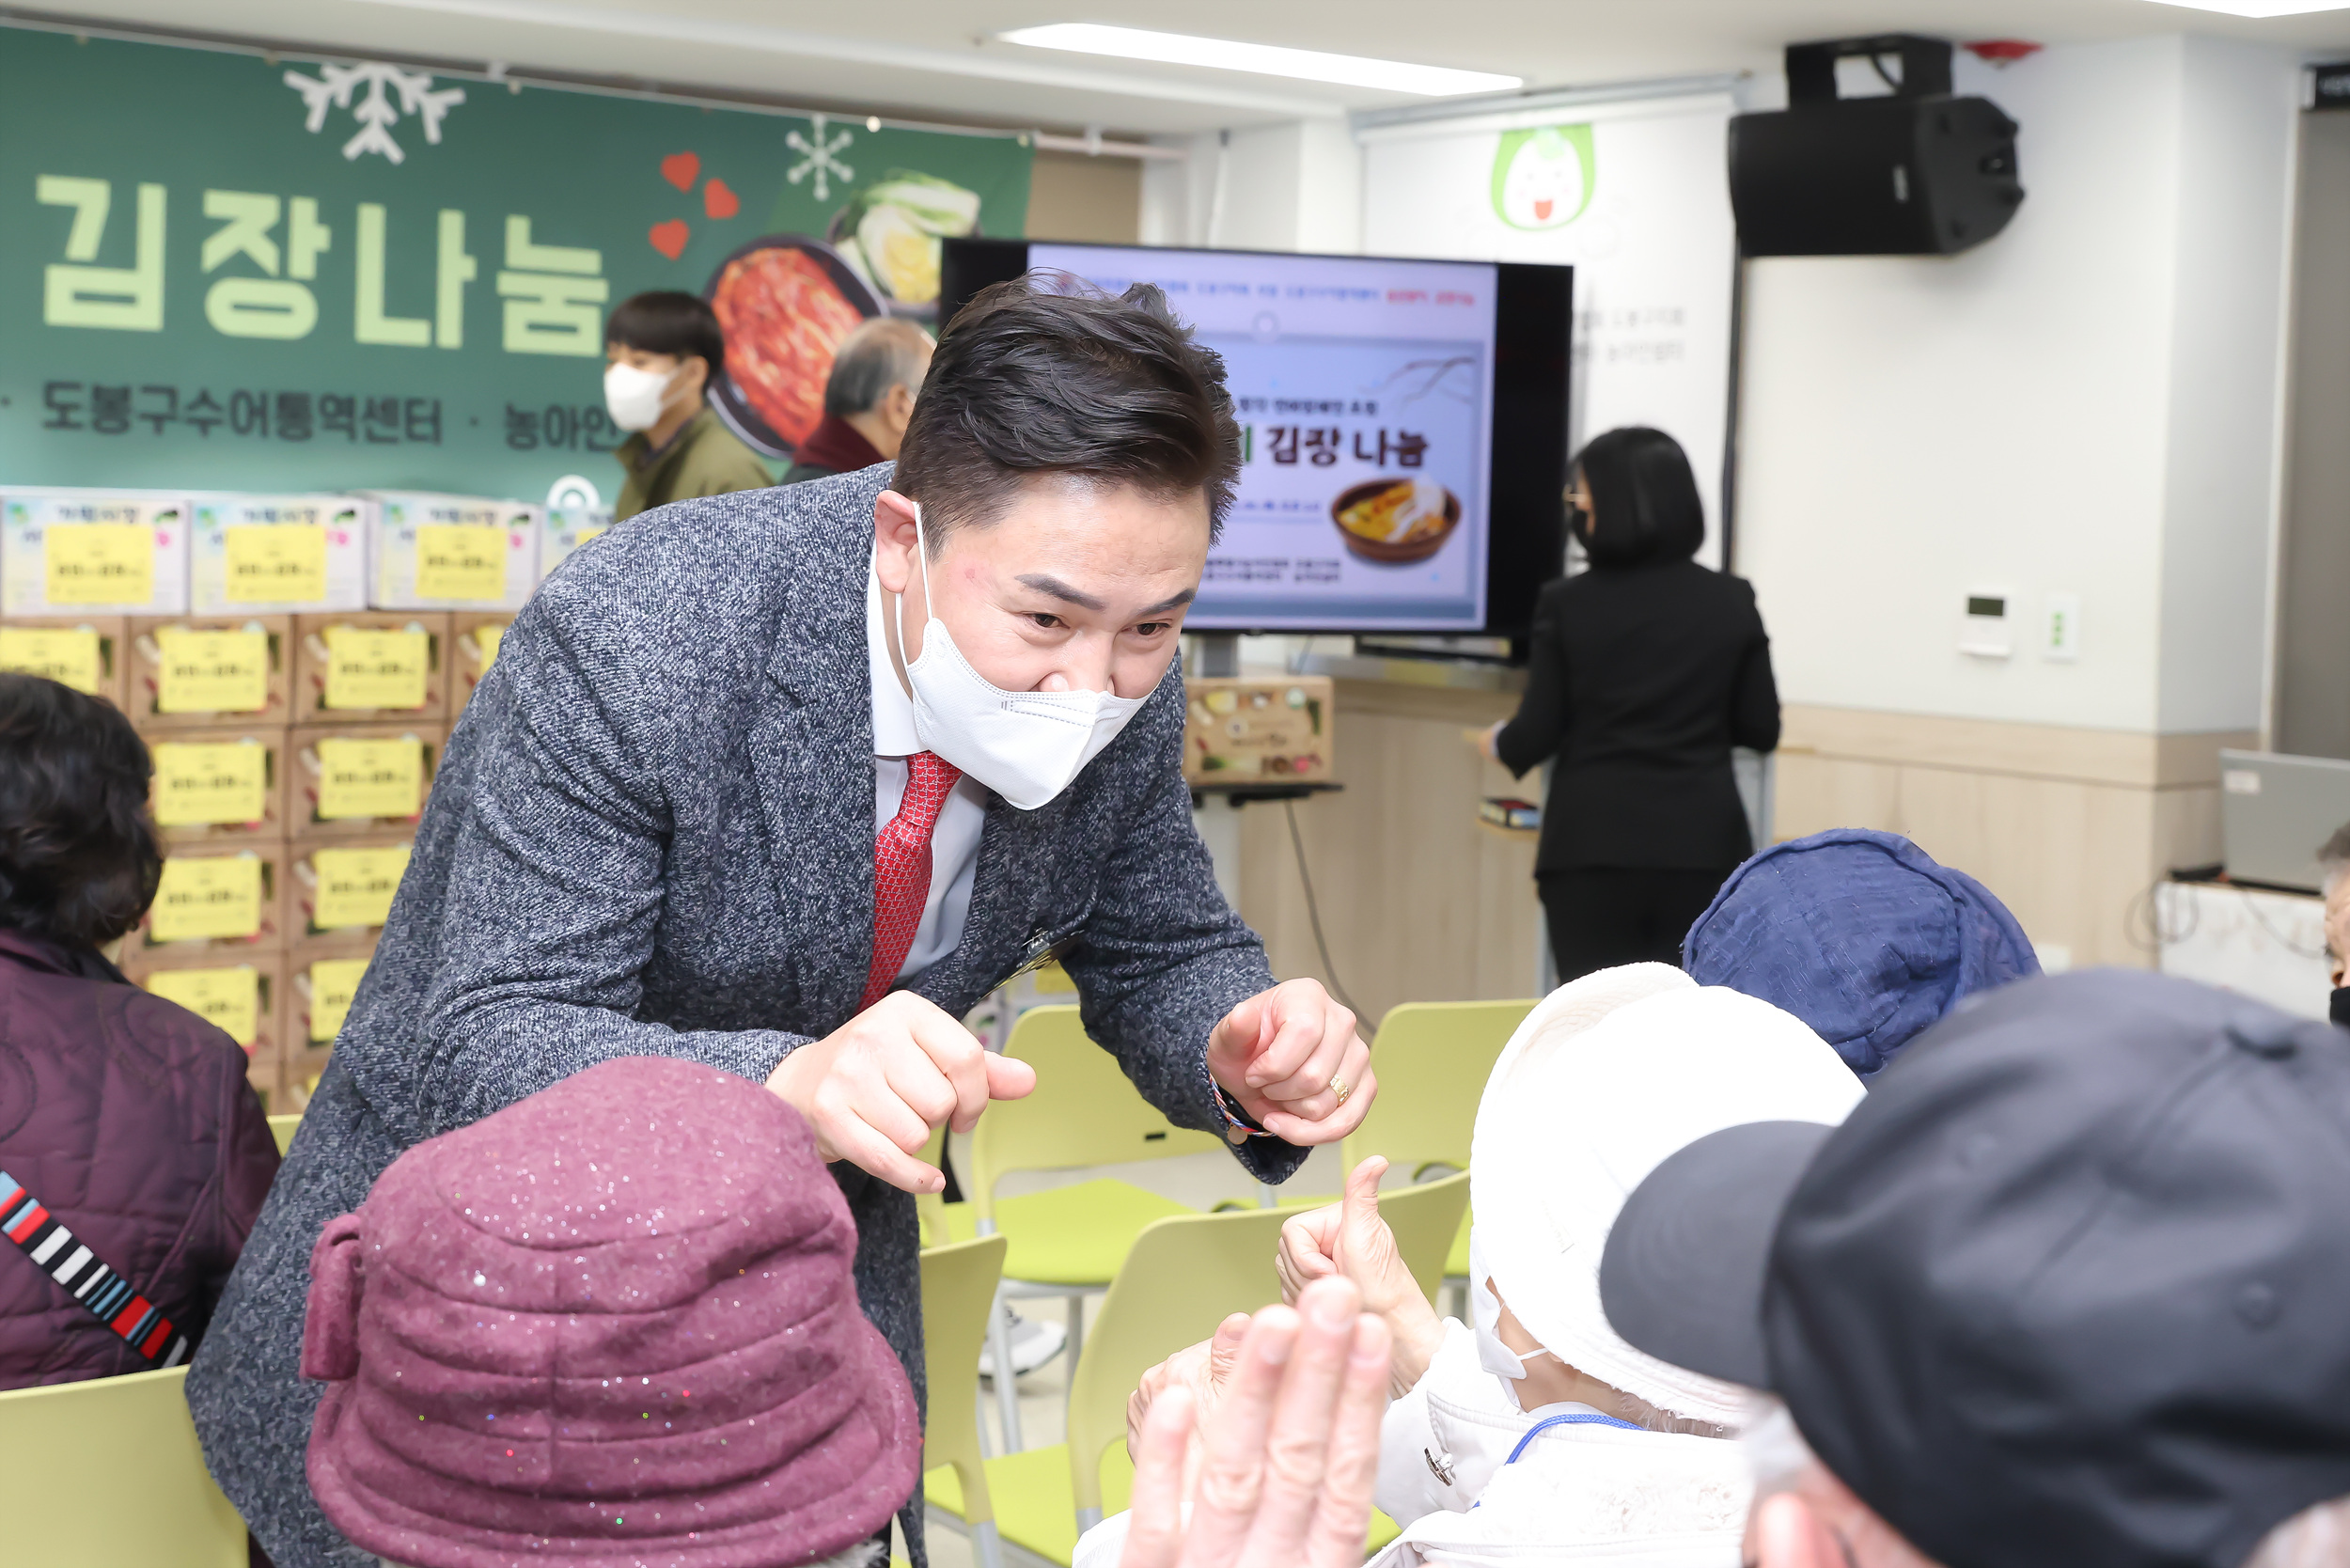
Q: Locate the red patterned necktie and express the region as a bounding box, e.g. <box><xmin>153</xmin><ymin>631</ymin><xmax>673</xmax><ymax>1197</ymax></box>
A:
<box><xmin>859</xmin><ymin>751</ymin><xmax>964</xmax><ymax>1011</ymax></box>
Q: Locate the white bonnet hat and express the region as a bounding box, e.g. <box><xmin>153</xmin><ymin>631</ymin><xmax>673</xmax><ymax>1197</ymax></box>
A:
<box><xmin>1468</xmin><ymin>963</ymin><xmax>1864</xmax><ymax>1428</ymax></box>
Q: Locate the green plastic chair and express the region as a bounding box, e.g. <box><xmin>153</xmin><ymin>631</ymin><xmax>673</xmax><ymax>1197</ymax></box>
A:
<box><xmin>926</xmin><ymin>1174</ymin><xmax>1468</xmax><ymax>1565</ymax></box>
<box><xmin>1345</xmin><ymin>1000</ymin><xmax>1533</xmax><ymax>1302</ymax></box>
<box><xmin>0</xmin><ymin>1365</ymin><xmax>246</xmax><ymax>1566</ymax></box>
<box><xmin>921</xmin><ymin>1233</ymin><xmax>1009</xmax><ymax>1568</ymax></box>
<box><xmin>268</xmin><ymin>1113</ymin><xmax>302</xmax><ymax>1156</ymax></box>
<box><xmin>932</xmin><ymin>1006</ymin><xmax>1225</xmax><ymax>1449</ymax></box>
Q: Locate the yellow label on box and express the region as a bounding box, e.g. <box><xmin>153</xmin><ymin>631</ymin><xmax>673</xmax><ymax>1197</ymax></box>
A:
<box><xmin>149</xmin><ymin>854</ymin><xmax>264</xmax><ymax>943</ymax></box>
<box><xmin>415</xmin><ymin>524</ymin><xmax>507</xmax><ymax>601</ymax></box>
<box><xmin>577</xmin><ymin>525</ymin><xmax>607</xmax><ymax>548</ymax></box>
<box><xmin>145</xmin><ymin>966</ymin><xmax>259</xmax><ymax>1047</ymax></box>
<box><xmin>315</xmin><ymin>737</ymin><xmax>423</xmax><ymax>821</ymax></box>
<box><xmin>1033</xmin><ymin>959</ymin><xmax>1077</xmax><ymax>995</ymax></box>
<box><xmin>225</xmin><ymin>524</ymin><xmax>327</xmax><ymax>604</ymax></box>
<box><xmin>46</xmin><ymin>523</ymin><xmax>153</xmax><ymax>606</ymax></box>
<box><xmin>311</xmin><ymin>844</ymin><xmax>410</xmax><ymax>930</ymax></box>
<box><xmin>156</xmin><ymin>626</ymin><xmax>270</xmax><ymax>713</ymax></box>
<box><xmin>0</xmin><ymin>626</ymin><xmax>102</xmax><ymax>694</ymax></box>
<box><xmin>151</xmin><ymin>741</ymin><xmax>269</xmax><ymax>826</ymax></box>
<box><xmin>477</xmin><ymin>624</ymin><xmax>503</xmax><ymax>670</ymax></box>
<box><xmin>307</xmin><ymin>957</ymin><xmax>371</xmax><ymax>1043</ymax></box>
<box><xmin>322</xmin><ymin>626</ymin><xmax>428</xmax><ymax>711</ymax></box>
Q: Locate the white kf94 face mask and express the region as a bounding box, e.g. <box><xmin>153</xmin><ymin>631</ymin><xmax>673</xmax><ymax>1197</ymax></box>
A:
<box><xmin>892</xmin><ymin>503</ymin><xmax>1152</xmax><ymax>811</ymax></box>
<box><xmin>603</xmin><ymin>361</ymin><xmax>677</xmax><ymax>432</ymax></box>
<box><xmin>1469</xmin><ymin>1236</ymin><xmax>1565</xmax><ymax>1413</ymax></box>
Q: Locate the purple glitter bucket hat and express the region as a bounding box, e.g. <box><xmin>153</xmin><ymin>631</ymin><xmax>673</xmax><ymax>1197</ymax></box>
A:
<box><xmin>302</xmin><ymin>1057</ymin><xmax>919</xmax><ymax>1568</ymax></box>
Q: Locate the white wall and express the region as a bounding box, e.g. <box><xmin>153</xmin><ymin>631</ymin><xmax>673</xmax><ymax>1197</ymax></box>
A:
<box><xmin>1140</xmin><ymin>123</ymin><xmax>1364</xmax><ymax>254</ymax></box>
<box><xmin>2157</xmin><ymin>38</ymin><xmax>2298</xmax><ymax>733</ymax></box>
<box><xmin>1737</xmin><ymin>35</ymin><xmax>2295</xmax><ymax>737</ymax></box>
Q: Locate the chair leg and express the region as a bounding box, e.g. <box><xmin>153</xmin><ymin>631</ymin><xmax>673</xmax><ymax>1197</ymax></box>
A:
<box><xmin>1261</xmin><ymin>1180</ymin><xmax>1280</xmax><ymax>1209</ymax></box>
<box><xmin>974</xmin><ymin>1518</ymin><xmax>1006</xmax><ymax>1568</ymax></box>
<box><xmin>974</xmin><ymin>1398</ymin><xmax>994</xmax><ymax>1460</ymax></box>
<box><xmin>989</xmin><ymin>1291</ymin><xmax>1025</xmax><ymax>1452</ymax></box>
<box><xmin>1066</xmin><ymin>1293</ymin><xmax>1085</xmax><ymax>1374</ymax></box>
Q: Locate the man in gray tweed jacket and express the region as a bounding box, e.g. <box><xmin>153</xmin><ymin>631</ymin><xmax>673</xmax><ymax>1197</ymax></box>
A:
<box><xmin>189</xmin><ymin>276</ymin><xmax>1376</xmax><ymax>1567</ymax></box>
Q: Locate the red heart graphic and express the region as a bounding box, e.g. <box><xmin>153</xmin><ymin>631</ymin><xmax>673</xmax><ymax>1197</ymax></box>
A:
<box><xmin>660</xmin><ymin>151</ymin><xmax>700</xmax><ymax>191</ymax></box>
<box><xmin>649</xmin><ymin>219</ymin><xmax>689</xmax><ymax>259</ymax></box>
<box><xmin>703</xmin><ymin>178</ymin><xmax>741</xmax><ymax>220</ymax></box>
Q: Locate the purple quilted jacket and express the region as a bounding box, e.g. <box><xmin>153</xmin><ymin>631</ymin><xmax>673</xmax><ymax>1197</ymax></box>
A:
<box><xmin>0</xmin><ymin>928</ymin><xmax>278</xmax><ymax>1389</ymax></box>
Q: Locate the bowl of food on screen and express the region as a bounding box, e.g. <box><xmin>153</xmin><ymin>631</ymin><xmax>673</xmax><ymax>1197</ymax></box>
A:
<box><xmin>1331</xmin><ymin>478</ymin><xmax>1461</xmax><ymax>564</ymax></box>
<box><xmin>704</xmin><ymin>235</ymin><xmax>881</xmax><ymax>458</ymax></box>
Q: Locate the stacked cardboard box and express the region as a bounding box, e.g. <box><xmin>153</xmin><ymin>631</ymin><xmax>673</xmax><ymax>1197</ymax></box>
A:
<box><xmin>0</xmin><ymin>487</ymin><xmax>529</xmax><ymax>1111</ymax></box>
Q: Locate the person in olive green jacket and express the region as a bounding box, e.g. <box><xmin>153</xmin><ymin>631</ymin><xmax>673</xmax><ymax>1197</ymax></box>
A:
<box><xmin>603</xmin><ymin>291</ymin><xmax>774</xmax><ymax>522</ymax></box>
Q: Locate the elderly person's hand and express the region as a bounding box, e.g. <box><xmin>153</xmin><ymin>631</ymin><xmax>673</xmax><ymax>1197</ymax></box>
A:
<box><xmin>1275</xmin><ymin>1156</ymin><xmax>1446</xmax><ymax>1396</ymax></box>
<box><xmin>1126</xmin><ymin>1312</ymin><xmax>1250</xmax><ymax>1474</ymax></box>
<box><xmin>1119</xmin><ymin>1277</ymin><xmax>1391</xmax><ymax>1568</ymax></box>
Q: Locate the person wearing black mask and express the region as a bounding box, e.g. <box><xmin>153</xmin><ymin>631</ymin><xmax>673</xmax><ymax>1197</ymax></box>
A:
<box><xmin>1480</xmin><ymin>427</ymin><xmax>1780</xmax><ymax>982</ymax></box>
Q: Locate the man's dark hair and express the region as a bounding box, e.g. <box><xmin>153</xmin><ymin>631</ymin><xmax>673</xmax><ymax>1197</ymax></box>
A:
<box><xmin>824</xmin><ymin>318</ymin><xmax>934</xmax><ymax>418</ymax></box>
<box><xmin>896</xmin><ymin>272</ymin><xmax>1240</xmax><ymax>545</ymax></box>
<box><xmin>606</xmin><ymin>290</ymin><xmax>727</xmax><ymax>382</ymax></box>
<box><xmin>1573</xmin><ymin>426</ymin><xmax>1707</xmax><ymax>567</ymax></box>
<box><xmin>0</xmin><ymin>675</ymin><xmax>162</xmax><ymax>947</ymax></box>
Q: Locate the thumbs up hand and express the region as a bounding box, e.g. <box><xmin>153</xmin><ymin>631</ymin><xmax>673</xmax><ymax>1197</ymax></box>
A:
<box><xmin>1276</xmin><ymin>1156</ymin><xmax>1446</xmax><ymax>1396</ymax></box>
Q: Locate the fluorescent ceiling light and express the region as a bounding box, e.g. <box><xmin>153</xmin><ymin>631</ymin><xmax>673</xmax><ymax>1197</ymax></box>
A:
<box><xmin>2141</xmin><ymin>0</ymin><xmax>2350</xmax><ymax>14</ymax></box>
<box><xmin>995</xmin><ymin>24</ymin><xmax>1522</xmax><ymax>97</ymax></box>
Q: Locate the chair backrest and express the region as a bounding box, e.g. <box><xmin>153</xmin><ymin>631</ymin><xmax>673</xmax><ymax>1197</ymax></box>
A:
<box><xmin>0</xmin><ymin>1365</ymin><xmax>246</xmax><ymax>1566</ymax></box>
<box><xmin>919</xmin><ymin>1233</ymin><xmax>1008</xmax><ymax>1528</ymax></box>
<box><xmin>1367</xmin><ymin>1168</ymin><xmax>1472</xmax><ymax>1305</ymax></box>
<box><xmin>915</xmin><ymin>1124</ymin><xmax>950</xmax><ymax>1248</ymax></box>
<box><xmin>1063</xmin><ymin>1204</ymin><xmax>1292</xmax><ymax>1518</ymax></box>
<box><xmin>269</xmin><ymin>1113</ymin><xmax>302</xmax><ymax>1156</ymax></box>
<box><xmin>970</xmin><ymin>1006</ymin><xmax>1223</xmax><ymax>1222</ymax></box>
<box><xmin>1343</xmin><ymin>1000</ymin><xmax>1536</xmax><ymax>1178</ymax></box>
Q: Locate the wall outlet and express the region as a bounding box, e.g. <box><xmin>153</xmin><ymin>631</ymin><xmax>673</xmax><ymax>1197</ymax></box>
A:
<box><xmin>2044</xmin><ymin>592</ymin><xmax>2081</xmax><ymax>661</ymax></box>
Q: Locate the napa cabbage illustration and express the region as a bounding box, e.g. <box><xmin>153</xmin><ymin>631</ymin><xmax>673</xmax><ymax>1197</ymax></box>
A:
<box><xmin>1490</xmin><ymin>125</ymin><xmax>1595</xmax><ymax>231</ymax></box>
<box><xmin>827</xmin><ymin>170</ymin><xmax>981</xmax><ymax>306</ymax></box>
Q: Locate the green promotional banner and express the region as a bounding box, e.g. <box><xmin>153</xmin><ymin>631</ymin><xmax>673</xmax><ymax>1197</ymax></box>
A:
<box><xmin>0</xmin><ymin>25</ymin><xmax>1032</xmax><ymax>501</ymax></box>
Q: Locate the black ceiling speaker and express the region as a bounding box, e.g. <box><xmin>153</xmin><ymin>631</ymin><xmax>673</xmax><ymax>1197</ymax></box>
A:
<box><xmin>1730</xmin><ymin>35</ymin><xmax>2024</xmax><ymax>257</ymax></box>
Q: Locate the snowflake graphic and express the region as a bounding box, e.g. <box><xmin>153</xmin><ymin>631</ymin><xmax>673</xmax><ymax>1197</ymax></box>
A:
<box><xmin>284</xmin><ymin>62</ymin><xmax>465</xmax><ymax>164</ymax></box>
<box><xmin>785</xmin><ymin>112</ymin><xmax>854</xmax><ymax>202</ymax></box>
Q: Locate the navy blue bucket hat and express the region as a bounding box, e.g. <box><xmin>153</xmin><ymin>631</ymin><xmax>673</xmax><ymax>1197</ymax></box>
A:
<box><xmin>1682</xmin><ymin>828</ymin><xmax>2040</xmax><ymax>1077</ymax></box>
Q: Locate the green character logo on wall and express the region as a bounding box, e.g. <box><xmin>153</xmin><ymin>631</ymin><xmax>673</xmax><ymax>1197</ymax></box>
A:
<box><xmin>1490</xmin><ymin>124</ymin><xmax>1595</xmax><ymax>230</ymax></box>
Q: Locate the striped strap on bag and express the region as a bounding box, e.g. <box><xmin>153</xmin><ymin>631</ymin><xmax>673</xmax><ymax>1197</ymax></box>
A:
<box><xmin>0</xmin><ymin>1170</ymin><xmax>189</xmax><ymax>1368</ymax></box>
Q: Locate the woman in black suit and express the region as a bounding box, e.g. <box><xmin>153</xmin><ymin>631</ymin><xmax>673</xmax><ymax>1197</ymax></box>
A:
<box><xmin>1483</xmin><ymin>427</ymin><xmax>1780</xmax><ymax>981</ymax></box>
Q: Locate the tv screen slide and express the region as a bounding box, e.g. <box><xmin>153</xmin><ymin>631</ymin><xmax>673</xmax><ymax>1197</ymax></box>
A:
<box><xmin>941</xmin><ymin>242</ymin><xmax>1571</xmax><ymax>637</ymax></box>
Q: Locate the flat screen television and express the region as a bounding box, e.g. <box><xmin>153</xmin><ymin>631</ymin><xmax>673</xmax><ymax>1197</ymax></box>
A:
<box><xmin>939</xmin><ymin>240</ymin><xmax>1572</xmax><ymax>640</ymax></box>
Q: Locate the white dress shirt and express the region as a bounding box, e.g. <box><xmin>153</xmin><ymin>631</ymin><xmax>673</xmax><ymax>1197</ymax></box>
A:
<box><xmin>868</xmin><ymin>563</ymin><xmax>989</xmax><ymax>980</ymax></box>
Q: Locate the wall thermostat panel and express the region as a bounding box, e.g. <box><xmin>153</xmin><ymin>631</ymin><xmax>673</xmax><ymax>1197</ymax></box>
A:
<box><xmin>1960</xmin><ymin>590</ymin><xmax>2013</xmax><ymax>658</ymax></box>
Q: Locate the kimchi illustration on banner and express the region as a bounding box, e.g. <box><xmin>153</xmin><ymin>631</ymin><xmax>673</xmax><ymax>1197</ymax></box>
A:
<box><xmin>705</xmin><ymin>237</ymin><xmax>878</xmax><ymax>457</ymax></box>
<box><xmin>705</xmin><ymin>165</ymin><xmax>987</xmax><ymax>460</ymax></box>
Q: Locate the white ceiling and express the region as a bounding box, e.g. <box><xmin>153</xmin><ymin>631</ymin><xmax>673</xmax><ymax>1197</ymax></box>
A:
<box><xmin>21</xmin><ymin>0</ymin><xmax>2350</xmax><ymax>134</ymax></box>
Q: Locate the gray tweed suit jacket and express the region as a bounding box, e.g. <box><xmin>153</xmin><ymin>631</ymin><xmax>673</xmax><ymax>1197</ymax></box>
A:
<box><xmin>187</xmin><ymin>464</ymin><xmax>1304</xmax><ymax>1568</ymax></box>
